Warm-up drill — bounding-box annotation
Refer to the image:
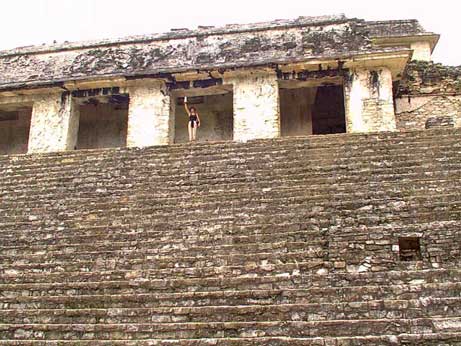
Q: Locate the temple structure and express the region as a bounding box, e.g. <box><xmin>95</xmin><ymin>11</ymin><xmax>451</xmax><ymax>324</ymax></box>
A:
<box><xmin>0</xmin><ymin>14</ymin><xmax>447</xmax><ymax>154</ymax></box>
<box><xmin>1</xmin><ymin>14</ymin><xmax>460</xmax><ymax>345</ymax></box>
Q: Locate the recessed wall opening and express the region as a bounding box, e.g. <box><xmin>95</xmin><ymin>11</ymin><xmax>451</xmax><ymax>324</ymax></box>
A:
<box><xmin>279</xmin><ymin>80</ymin><xmax>346</xmax><ymax>137</ymax></box>
<box><xmin>172</xmin><ymin>85</ymin><xmax>233</xmax><ymax>143</ymax></box>
<box><xmin>311</xmin><ymin>85</ymin><xmax>346</xmax><ymax>135</ymax></box>
<box><xmin>399</xmin><ymin>237</ymin><xmax>422</xmax><ymax>261</ymax></box>
<box><xmin>76</xmin><ymin>94</ymin><xmax>129</xmax><ymax>150</ymax></box>
<box><xmin>0</xmin><ymin>104</ymin><xmax>33</xmax><ymax>155</ymax></box>
<box><xmin>280</xmin><ymin>87</ymin><xmax>317</xmax><ymax>137</ymax></box>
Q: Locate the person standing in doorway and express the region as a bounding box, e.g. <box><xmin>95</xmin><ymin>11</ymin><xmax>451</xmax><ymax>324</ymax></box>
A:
<box><xmin>184</xmin><ymin>96</ymin><xmax>201</xmax><ymax>142</ymax></box>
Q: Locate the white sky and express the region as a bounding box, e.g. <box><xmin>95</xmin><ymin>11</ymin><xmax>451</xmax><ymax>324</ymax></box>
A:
<box><xmin>0</xmin><ymin>0</ymin><xmax>459</xmax><ymax>65</ymax></box>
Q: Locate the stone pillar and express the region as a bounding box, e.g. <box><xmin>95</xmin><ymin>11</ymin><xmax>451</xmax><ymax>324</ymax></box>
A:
<box><xmin>226</xmin><ymin>71</ymin><xmax>280</xmax><ymax>141</ymax></box>
<box><xmin>344</xmin><ymin>67</ymin><xmax>396</xmax><ymax>133</ymax></box>
<box><xmin>28</xmin><ymin>92</ymin><xmax>80</xmax><ymax>153</ymax></box>
<box><xmin>410</xmin><ymin>41</ymin><xmax>432</xmax><ymax>61</ymax></box>
<box><xmin>126</xmin><ymin>80</ymin><xmax>173</xmax><ymax>147</ymax></box>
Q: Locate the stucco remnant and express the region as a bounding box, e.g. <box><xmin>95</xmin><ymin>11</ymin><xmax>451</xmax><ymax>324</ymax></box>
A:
<box><xmin>227</xmin><ymin>71</ymin><xmax>280</xmax><ymax>141</ymax></box>
<box><xmin>28</xmin><ymin>92</ymin><xmax>79</xmax><ymax>153</ymax></box>
<box><xmin>126</xmin><ymin>80</ymin><xmax>173</xmax><ymax>147</ymax></box>
<box><xmin>344</xmin><ymin>67</ymin><xmax>395</xmax><ymax>132</ymax></box>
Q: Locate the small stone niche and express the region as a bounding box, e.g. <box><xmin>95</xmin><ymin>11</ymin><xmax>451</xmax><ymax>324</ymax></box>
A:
<box><xmin>398</xmin><ymin>237</ymin><xmax>422</xmax><ymax>261</ymax></box>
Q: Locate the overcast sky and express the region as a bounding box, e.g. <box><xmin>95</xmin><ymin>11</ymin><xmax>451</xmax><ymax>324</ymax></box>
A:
<box><xmin>1</xmin><ymin>0</ymin><xmax>459</xmax><ymax>65</ymax></box>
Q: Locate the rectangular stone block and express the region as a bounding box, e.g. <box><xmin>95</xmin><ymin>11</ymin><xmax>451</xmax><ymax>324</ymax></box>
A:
<box><xmin>127</xmin><ymin>80</ymin><xmax>173</xmax><ymax>147</ymax></box>
<box><xmin>344</xmin><ymin>67</ymin><xmax>396</xmax><ymax>133</ymax></box>
<box><xmin>226</xmin><ymin>71</ymin><xmax>280</xmax><ymax>141</ymax></box>
<box><xmin>28</xmin><ymin>92</ymin><xmax>79</xmax><ymax>153</ymax></box>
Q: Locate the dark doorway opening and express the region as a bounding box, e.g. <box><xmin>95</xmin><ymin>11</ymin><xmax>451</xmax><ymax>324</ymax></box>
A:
<box><xmin>0</xmin><ymin>105</ymin><xmax>32</xmax><ymax>155</ymax></box>
<box><xmin>173</xmin><ymin>87</ymin><xmax>233</xmax><ymax>143</ymax></box>
<box><xmin>76</xmin><ymin>95</ymin><xmax>129</xmax><ymax>150</ymax></box>
<box><xmin>311</xmin><ymin>85</ymin><xmax>346</xmax><ymax>135</ymax></box>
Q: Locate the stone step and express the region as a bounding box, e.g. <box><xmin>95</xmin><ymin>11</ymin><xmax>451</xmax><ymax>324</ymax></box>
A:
<box><xmin>0</xmin><ymin>332</ymin><xmax>460</xmax><ymax>346</ymax></box>
<box><xmin>2</xmin><ymin>164</ymin><xmax>460</xmax><ymax>209</ymax></box>
<box><xmin>0</xmin><ymin>248</ymin><xmax>327</xmax><ymax>276</ymax></box>
<box><xmin>0</xmin><ymin>225</ymin><xmax>324</xmax><ymax>251</ymax></box>
<box><xmin>1</xmin><ymin>297</ymin><xmax>460</xmax><ymax>324</ymax></box>
<box><xmin>3</xmin><ymin>281</ymin><xmax>460</xmax><ymax>310</ymax></box>
<box><xmin>0</xmin><ymin>207</ymin><xmax>452</xmax><ymax>247</ymax></box>
<box><xmin>2</xmin><ymin>148</ymin><xmax>460</xmax><ymax>190</ymax></box>
<box><xmin>0</xmin><ymin>260</ymin><xmax>328</xmax><ymax>285</ymax></box>
<box><xmin>0</xmin><ymin>317</ymin><xmax>460</xmax><ymax>339</ymax></box>
<box><xmin>0</xmin><ymin>252</ymin><xmax>327</xmax><ymax>278</ymax></box>
<box><xmin>1</xmin><ymin>142</ymin><xmax>459</xmax><ymax>186</ymax></box>
<box><xmin>3</xmin><ymin>176</ymin><xmax>459</xmax><ymax>213</ymax></box>
<box><xmin>2</xmin><ymin>203</ymin><xmax>459</xmax><ymax>239</ymax></box>
<box><xmin>1</xmin><ymin>269</ymin><xmax>459</xmax><ymax>296</ymax></box>
<box><xmin>0</xmin><ymin>238</ymin><xmax>325</xmax><ymax>260</ymax></box>
<box><xmin>2</xmin><ymin>139</ymin><xmax>459</xmax><ymax>174</ymax></box>
<box><xmin>1</xmin><ymin>127</ymin><xmax>459</xmax><ymax>168</ymax></box>
<box><xmin>1</xmin><ymin>188</ymin><xmax>460</xmax><ymax>226</ymax></box>
<box><xmin>2</xmin><ymin>172</ymin><xmax>460</xmax><ymax>213</ymax></box>
<box><xmin>0</xmin><ymin>183</ymin><xmax>458</xmax><ymax>237</ymax></box>
<box><xmin>1</xmin><ymin>211</ymin><xmax>460</xmax><ymax>256</ymax></box>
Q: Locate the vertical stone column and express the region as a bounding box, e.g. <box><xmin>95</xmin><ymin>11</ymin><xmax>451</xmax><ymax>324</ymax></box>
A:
<box><xmin>226</xmin><ymin>71</ymin><xmax>280</xmax><ymax>141</ymax></box>
<box><xmin>28</xmin><ymin>92</ymin><xmax>80</xmax><ymax>153</ymax></box>
<box><xmin>344</xmin><ymin>67</ymin><xmax>396</xmax><ymax>133</ymax></box>
<box><xmin>126</xmin><ymin>80</ymin><xmax>173</xmax><ymax>147</ymax></box>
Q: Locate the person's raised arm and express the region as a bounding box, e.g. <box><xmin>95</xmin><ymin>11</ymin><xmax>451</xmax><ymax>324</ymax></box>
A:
<box><xmin>183</xmin><ymin>96</ymin><xmax>190</xmax><ymax>115</ymax></box>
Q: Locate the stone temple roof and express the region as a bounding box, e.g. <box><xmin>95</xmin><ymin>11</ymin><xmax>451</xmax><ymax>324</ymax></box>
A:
<box><xmin>364</xmin><ymin>19</ymin><xmax>430</xmax><ymax>38</ymax></box>
<box><xmin>0</xmin><ymin>15</ymin><xmax>349</xmax><ymax>57</ymax></box>
<box><xmin>0</xmin><ymin>15</ymin><xmax>433</xmax><ymax>92</ymax></box>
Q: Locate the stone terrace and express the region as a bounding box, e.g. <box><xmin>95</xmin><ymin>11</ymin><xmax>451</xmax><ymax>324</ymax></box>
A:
<box><xmin>0</xmin><ymin>128</ymin><xmax>460</xmax><ymax>345</ymax></box>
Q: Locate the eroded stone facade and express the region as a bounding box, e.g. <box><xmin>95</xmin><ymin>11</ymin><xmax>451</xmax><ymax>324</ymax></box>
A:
<box><xmin>0</xmin><ymin>15</ymin><xmax>444</xmax><ymax>153</ymax></box>
<box><xmin>395</xmin><ymin>61</ymin><xmax>461</xmax><ymax>131</ymax></box>
<box><xmin>226</xmin><ymin>71</ymin><xmax>280</xmax><ymax>141</ymax></box>
<box><xmin>127</xmin><ymin>80</ymin><xmax>173</xmax><ymax>147</ymax></box>
<box><xmin>28</xmin><ymin>93</ymin><xmax>79</xmax><ymax>153</ymax></box>
<box><xmin>344</xmin><ymin>67</ymin><xmax>396</xmax><ymax>133</ymax></box>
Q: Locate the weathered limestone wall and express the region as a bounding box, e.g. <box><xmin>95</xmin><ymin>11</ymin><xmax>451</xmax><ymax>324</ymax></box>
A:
<box><xmin>280</xmin><ymin>87</ymin><xmax>316</xmax><ymax>137</ymax></box>
<box><xmin>227</xmin><ymin>71</ymin><xmax>280</xmax><ymax>141</ymax></box>
<box><xmin>28</xmin><ymin>93</ymin><xmax>80</xmax><ymax>153</ymax></box>
<box><xmin>0</xmin><ymin>109</ymin><xmax>31</xmax><ymax>155</ymax></box>
<box><xmin>76</xmin><ymin>103</ymin><xmax>128</xmax><ymax>149</ymax></box>
<box><xmin>344</xmin><ymin>67</ymin><xmax>396</xmax><ymax>133</ymax></box>
<box><xmin>174</xmin><ymin>93</ymin><xmax>233</xmax><ymax>143</ymax></box>
<box><xmin>395</xmin><ymin>96</ymin><xmax>461</xmax><ymax>130</ymax></box>
<box><xmin>396</xmin><ymin>61</ymin><xmax>461</xmax><ymax>131</ymax></box>
<box><xmin>126</xmin><ymin>80</ymin><xmax>173</xmax><ymax>147</ymax></box>
<box><xmin>410</xmin><ymin>41</ymin><xmax>432</xmax><ymax>61</ymax></box>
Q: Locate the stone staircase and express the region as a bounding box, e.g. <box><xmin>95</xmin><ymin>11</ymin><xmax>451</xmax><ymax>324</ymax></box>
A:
<box><xmin>0</xmin><ymin>128</ymin><xmax>460</xmax><ymax>345</ymax></box>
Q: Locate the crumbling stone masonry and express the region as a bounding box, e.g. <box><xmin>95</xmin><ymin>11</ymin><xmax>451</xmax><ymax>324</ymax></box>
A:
<box><xmin>0</xmin><ymin>14</ymin><xmax>461</xmax><ymax>346</ymax></box>
<box><xmin>28</xmin><ymin>92</ymin><xmax>80</xmax><ymax>153</ymax></box>
<box><xmin>0</xmin><ymin>15</ymin><xmax>441</xmax><ymax>154</ymax></box>
<box><xmin>395</xmin><ymin>61</ymin><xmax>461</xmax><ymax>130</ymax></box>
<box><xmin>344</xmin><ymin>67</ymin><xmax>396</xmax><ymax>132</ymax></box>
<box><xmin>225</xmin><ymin>71</ymin><xmax>280</xmax><ymax>141</ymax></box>
<box><xmin>126</xmin><ymin>80</ymin><xmax>173</xmax><ymax>147</ymax></box>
